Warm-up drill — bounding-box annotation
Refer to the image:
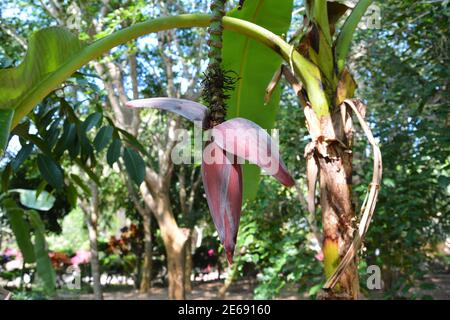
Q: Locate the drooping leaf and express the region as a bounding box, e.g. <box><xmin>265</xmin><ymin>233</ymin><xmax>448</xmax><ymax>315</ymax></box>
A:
<box><xmin>0</xmin><ymin>27</ymin><xmax>84</xmax><ymax>127</ymax></box>
<box><xmin>78</xmin><ymin>130</ymin><xmax>94</xmax><ymax>159</ymax></box>
<box><xmin>60</xmin><ymin>98</ymin><xmax>81</xmax><ymax>125</ymax></box>
<box><xmin>54</xmin><ymin>122</ymin><xmax>76</xmax><ymax>156</ymax></box>
<box><xmin>13</xmin><ymin>122</ymin><xmax>52</xmax><ymax>155</ymax></box>
<box><xmin>222</xmin><ymin>0</ymin><xmax>293</xmax><ymax>198</ymax></box>
<box><xmin>38</xmin><ymin>106</ymin><xmax>59</xmax><ymax>130</ymax></box>
<box><xmin>123</xmin><ymin>147</ymin><xmax>146</xmax><ymax>186</ymax></box>
<box><xmin>28</xmin><ymin>210</ymin><xmax>56</xmax><ymax>295</ymax></box>
<box><xmin>202</xmin><ymin>142</ymin><xmax>243</xmax><ymax>264</ymax></box>
<box><xmin>44</xmin><ymin>121</ymin><xmax>61</xmax><ymax>149</ymax></box>
<box><xmin>37</xmin><ymin>154</ymin><xmax>64</xmax><ymax>189</ymax></box>
<box><xmin>116</xmin><ymin>127</ymin><xmax>149</xmax><ymax>157</ymax></box>
<box><xmin>93</xmin><ymin>125</ymin><xmax>113</xmax><ymax>151</ymax></box>
<box><xmin>11</xmin><ymin>143</ymin><xmax>33</xmax><ymax>172</ymax></box>
<box><xmin>383</xmin><ymin>178</ymin><xmax>396</xmax><ymax>188</ymax></box>
<box><xmin>74</xmin><ymin>158</ymin><xmax>100</xmax><ymax>185</ymax></box>
<box><xmin>10</xmin><ymin>189</ymin><xmax>56</xmax><ymax>211</ymax></box>
<box><xmin>107</xmin><ymin>139</ymin><xmax>122</xmax><ymax>167</ymax></box>
<box><xmin>0</xmin><ymin>109</ymin><xmax>14</xmax><ymax>154</ymax></box>
<box><xmin>1</xmin><ymin>163</ymin><xmax>12</xmax><ymax>192</ymax></box>
<box><xmin>81</xmin><ymin>112</ymin><xmax>102</xmax><ymax>132</ymax></box>
<box><xmin>2</xmin><ymin>199</ymin><xmax>36</xmax><ymax>263</ymax></box>
<box><xmin>68</xmin><ymin>135</ymin><xmax>81</xmax><ymax>159</ymax></box>
<box><xmin>35</xmin><ymin>180</ymin><xmax>47</xmax><ymax>198</ymax></box>
<box><xmin>212</xmin><ymin>118</ymin><xmax>295</xmax><ymax>187</ymax></box>
<box><xmin>66</xmin><ymin>183</ymin><xmax>78</xmax><ymax>208</ymax></box>
<box><xmin>70</xmin><ymin>173</ymin><xmax>92</xmax><ymax>196</ymax></box>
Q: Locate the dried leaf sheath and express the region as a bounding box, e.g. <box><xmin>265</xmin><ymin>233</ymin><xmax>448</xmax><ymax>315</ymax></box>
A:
<box><xmin>202</xmin><ymin>141</ymin><xmax>243</xmax><ymax>263</ymax></box>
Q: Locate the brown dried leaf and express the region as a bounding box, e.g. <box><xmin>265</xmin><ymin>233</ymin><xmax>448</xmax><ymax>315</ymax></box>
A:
<box><xmin>264</xmin><ymin>65</ymin><xmax>283</xmax><ymax>105</ymax></box>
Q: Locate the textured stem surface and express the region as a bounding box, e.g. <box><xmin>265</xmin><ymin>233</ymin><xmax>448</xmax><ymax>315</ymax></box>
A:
<box><xmin>204</xmin><ymin>0</ymin><xmax>229</xmax><ymax>127</ymax></box>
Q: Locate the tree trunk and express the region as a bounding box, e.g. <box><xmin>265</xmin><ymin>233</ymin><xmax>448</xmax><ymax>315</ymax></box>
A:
<box><xmin>164</xmin><ymin>236</ymin><xmax>187</xmax><ymax>300</ymax></box>
<box><xmin>85</xmin><ymin>215</ymin><xmax>103</xmax><ymax>300</ymax></box>
<box><xmin>80</xmin><ymin>183</ymin><xmax>103</xmax><ymax>300</ymax></box>
<box><xmin>139</xmin><ymin>212</ymin><xmax>153</xmax><ymax>293</ymax></box>
<box><xmin>142</xmin><ymin>189</ymin><xmax>187</xmax><ymax>299</ymax></box>
<box><xmin>317</xmin><ymin>105</ymin><xmax>359</xmax><ymax>300</ymax></box>
<box><xmin>319</xmin><ymin>145</ymin><xmax>359</xmax><ymax>299</ymax></box>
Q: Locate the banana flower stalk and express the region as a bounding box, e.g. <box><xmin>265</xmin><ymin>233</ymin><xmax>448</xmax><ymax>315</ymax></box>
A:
<box><xmin>126</xmin><ymin>98</ymin><xmax>295</xmax><ymax>263</ymax></box>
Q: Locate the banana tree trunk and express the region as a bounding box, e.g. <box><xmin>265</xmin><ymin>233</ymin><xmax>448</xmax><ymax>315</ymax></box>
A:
<box><xmin>289</xmin><ymin>0</ymin><xmax>376</xmax><ymax>299</ymax></box>
<box><xmin>318</xmin><ymin>109</ymin><xmax>359</xmax><ymax>299</ymax></box>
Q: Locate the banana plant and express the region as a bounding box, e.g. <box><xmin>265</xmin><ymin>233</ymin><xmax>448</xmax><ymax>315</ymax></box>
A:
<box><xmin>0</xmin><ymin>0</ymin><xmax>379</xmax><ymax>299</ymax></box>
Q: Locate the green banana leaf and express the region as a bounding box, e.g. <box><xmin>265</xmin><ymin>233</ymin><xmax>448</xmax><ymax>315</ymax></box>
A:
<box><xmin>222</xmin><ymin>0</ymin><xmax>293</xmax><ymax>199</ymax></box>
<box><xmin>0</xmin><ymin>27</ymin><xmax>84</xmax><ymax>154</ymax></box>
<box><xmin>28</xmin><ymin>210</ymin><xmax>56</xmax><ymax>295</ymax></box>
<box><xmin>2</xmin><ymin>199</ymin><xmax>36</xmax><ymax>263</ymax></box>
<box><xmin>0</xmin><ymin>109</ymin><xmax>14</xmax><ymax>152</ymax></box>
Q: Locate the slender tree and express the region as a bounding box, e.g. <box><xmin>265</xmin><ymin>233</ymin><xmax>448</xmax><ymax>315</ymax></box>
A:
<box><xmin>79</xmin><ymin>181</ymin><xmax>103</xmax><ymax>300</ymax></box>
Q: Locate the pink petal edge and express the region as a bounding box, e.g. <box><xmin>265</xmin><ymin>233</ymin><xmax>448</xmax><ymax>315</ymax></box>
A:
<box><xmin>211</xmin><ymin>118</ymin><xmax>295</xmax><ymax>187</ymax></box>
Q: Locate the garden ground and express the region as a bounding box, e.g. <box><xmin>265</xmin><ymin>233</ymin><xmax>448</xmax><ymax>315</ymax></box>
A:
<box><xmin>75</xmin><ymin>273</ymin><xmax>450</xmax><ymax>300</ymax></box>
